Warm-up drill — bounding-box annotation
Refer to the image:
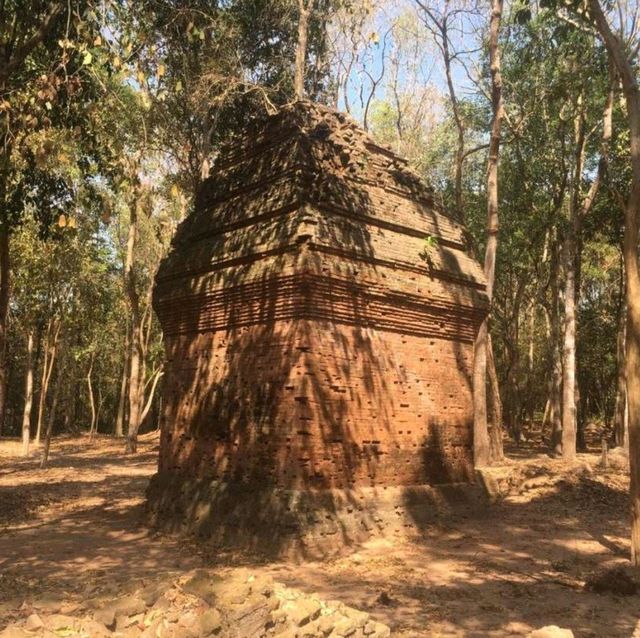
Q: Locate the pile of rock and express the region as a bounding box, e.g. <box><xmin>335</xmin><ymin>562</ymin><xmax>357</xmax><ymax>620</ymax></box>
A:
<box><xmin>0</xmin><ymin>569</ymin><xmax>390</xmax><ymax>638</ymax></box>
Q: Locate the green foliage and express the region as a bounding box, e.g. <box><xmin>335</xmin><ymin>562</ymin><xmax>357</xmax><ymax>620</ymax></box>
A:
<box><xmin>1</xmin><ymin>0</ymin><xmax>632</xmax><ymax>443</ymax></box>
<box><xmin>365</xmin><ymin>2</ymin><xmax>627</xmax><ymax>433</ymax></box>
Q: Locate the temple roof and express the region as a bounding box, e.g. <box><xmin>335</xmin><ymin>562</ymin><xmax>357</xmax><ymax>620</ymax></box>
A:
<box><xmin>154</xmin><ymin>101</ymin><xmax>488</xmax><ymax>340</ymax></box>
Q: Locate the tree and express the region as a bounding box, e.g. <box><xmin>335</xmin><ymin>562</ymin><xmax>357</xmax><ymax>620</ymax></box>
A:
<box><xmin>20</xmin><ymin>331</ymin><xmax>34</xmax><ymax>456</ymax></box>
<box><xmin>586</xmin><ymin>0</ymin><xmax>640</xmax><ymax>566</ymax></box>
<box><xmin>561</xmin><ymin>78</ymin><xmax>612</xmax><ymax>458</ymax></box>
<box><xmin>414</xmin><ymin>0</ymin><xmax>474</xmax><ymax>221</ymax></box>
<box><xmin>472</xmin><ymin>0</ymin><xmax>504</xmax><ymax>467</ymax></box>
<box><xmin>0</xmin><ymin>0</ymin><xmax>105</xmax><ymax>433</ymax></box>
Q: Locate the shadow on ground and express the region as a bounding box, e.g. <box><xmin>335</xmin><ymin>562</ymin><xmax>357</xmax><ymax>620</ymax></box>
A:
<box><xmin>0</xmin><ymin>434</ymin><xmax>200</xmax><ymax>626</ymax></box>
<box><xmin>0</xmin><ymin>436</ymin><xmax>636</xmax><ymax>637</ymax></box>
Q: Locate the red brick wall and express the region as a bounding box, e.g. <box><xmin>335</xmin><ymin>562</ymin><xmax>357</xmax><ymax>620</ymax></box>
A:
<box><xmin>159</xmin><ymin>319</ymin><xmax>475</xmax><ymax>488</ymax></box>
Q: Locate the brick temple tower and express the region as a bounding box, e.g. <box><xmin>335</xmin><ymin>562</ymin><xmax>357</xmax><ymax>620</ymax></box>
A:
<box><xmin>147</xmin><ymin>102</ymin><xmax>489</xmax><ymax>553</ymax></box>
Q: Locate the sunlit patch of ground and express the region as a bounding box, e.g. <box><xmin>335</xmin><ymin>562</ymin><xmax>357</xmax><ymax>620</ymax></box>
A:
<box><xmin>0</xmin><ymin>434</ymin><xmax>637</xmax><ymax>636</ymax></box>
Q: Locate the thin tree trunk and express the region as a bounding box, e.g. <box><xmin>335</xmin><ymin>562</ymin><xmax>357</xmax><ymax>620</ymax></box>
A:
<box><xmin>140</xmin><ymin>369</ymin><xmax>164</xmax><ymax>426</ymax></box>
<box><xmin>561</xmin><ymin>108</ymin><xmax>585</xmax><ymax>460</ymax></box>
<box><xmin>35</xmin><ymin>319</ymin><xmax>60</xmax><ymax>445</ymax></box>
<box><xmin>96</xmin><ymin>386</ymin><xmax>104</xmax><ymax>433</ymax></box>
<box><xmin>124</xmin><ymin>183</ymin><xmax>145</xmax><ymax>454</ymax></box>
<box><xmin>35</xmin><ymin>320</ymin><xmax>51</xmax><ymax>444</ymax></box>
<box><xmin>551</xmin><ymin>359</ymin><xmax>563</xmax><ymax>453</ymax></box>
<box><xmin>561</xmin><ymin>218</ymin><xmax>578</xmax><ymax>458</ymax></box>
<box><xmin>589</xmin><ymin>0</ymin><xmax>640</xmax><ymax>565</ymax></box>
<box><xmin>441</xmin><ymin>22</ymin><xmax>464</xmax><ymax>221</ymax></box>
<box><xmin>87</xmin><ymin>353</ymin><xmax>96</xmax><ymax>436</ymax></box>
<box><xmin>615</xmin><ymin>302</ymin><xmax>627</xmax><ymax>447</ymax></box>
<box><xmin>0</xmin><ymin>225</ymin><xmax>10</xmax><ymax>435</ymax></box>
<box><xmin>115</xmin><ymin>340</ymin><xmax>129</xmax><ymax>437</ymax></box>
<box><xmin>541</xmin><ymin>305</ymin><xmax>553</xmax><ymax>437</ymax></box>
<box><xmin>561</xmin><ymin>86</ymin><xmax>610</xmax><ymax>458</ymax></box>
<box><xmin>550</xmin><ymin>234</ymin><xmax>563</xmax><ymax>454</ymax></box>
<box><xmin>21</xmin><ymin>331</ymin><xmax>34</xmax><ymax>456</ymax></box>
<box><xmin>41</xmin><ymin>365</ymin><xmax>62</xmax><ymax>468</ymax></box>
<box><xmin>473</xmin><ymin>0</ymin><xmax>503</xmax><ymax>467</ymax></box>
<box><xmin>294</xmin><ymin>0</ymin><xmax>312</xmax><ymax>99</ymax></box>
<box><xmin>528</xmin><ymin>306</ymin><xmax>536</xmax><ymax>429</ymax></box>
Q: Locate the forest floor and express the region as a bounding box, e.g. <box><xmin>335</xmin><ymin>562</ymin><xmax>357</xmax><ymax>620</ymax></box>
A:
<box><xmin>0</xmin><ymin>433</ymin><xmax>637</xmax><ymax>637</ymax></box>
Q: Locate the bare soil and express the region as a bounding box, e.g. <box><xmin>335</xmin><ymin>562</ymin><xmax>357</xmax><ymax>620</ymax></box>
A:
<box><xmin>0</xmin><ymin>434</ymin><xmax>637</xmax><ymax>637</ymax></box>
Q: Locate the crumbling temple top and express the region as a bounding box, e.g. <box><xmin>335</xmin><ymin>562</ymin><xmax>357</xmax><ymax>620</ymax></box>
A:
<box><xmin>148</xmin><ymin>101</ymin><xmax>489</xmax><ymax>553</ymax></box>
<box><xmin>156</xmin><ymin>101</ymin><xmax>486</xmax><ymax>341</ymax></box>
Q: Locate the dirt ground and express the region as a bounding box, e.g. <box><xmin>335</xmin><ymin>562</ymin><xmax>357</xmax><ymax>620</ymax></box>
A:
<box><xmin>0</xmin><ymin>434</ymin><xmax>638</xmax><ymax>637</ymax></box>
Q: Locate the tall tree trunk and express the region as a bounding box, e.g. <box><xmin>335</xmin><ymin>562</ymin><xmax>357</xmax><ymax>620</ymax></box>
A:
<box><xmin>527</xmin><ymin>306</ymin><xmax>536</xmax><ymax>429</ymax></box>
<box><xmin>575</xmin><ymin>236</ymin><xmax>586</xmax><ymax>452</ymax></box>
<box><xmin>561</xmin><ymin>109</ymin><xmax>585</xmax><ymax>460</ymax></box>
<box><xmin>20</xmin><ymin>331</ymin><xmax>34</xmax><ymax>456</ymax></box>
<box><xmin>589</xmin><ymin>0</ymin><xmax>640</xmax><ymax>565</ymax></box>
<box><xmin>473</xmin><ymin>0</ymin><xmax>503</xmax><ymax>467</ymax></box>
<box><xmin>294</xmin><ymin>0</ymin><xmax>312</xmax><ymax>99</ymax></box>
<box><xmin>561</xmin><ymin>219</ymin><xmax>578</xmax><ymax>458</ymax></box>
<box><xmin>551</xmin><ymin>350</ymin><xmax>563</xmax><ymax>453</ymax></box>
<box><xmin>541</xmin><ymin>307</ymin><xmax>553</xmax><ymax>436</ymax></box>
<box><xmin>550</xmin><ymin>234</ymin><xmax>563</xmax><ymax>454</ymax></box>
<box><xmin>0</xmin><ymin>225</ymin><xmax>10</xmax><ymax>436</ymax></box>
<box><xmin>621</xmin><ymin>105</ymin><xmax>640</xmax><ymax>565</ymax></box>
<box><xmin>561</xmin><ymin>85</ymin><xmax>609</xmax><ymax>457</ymax></box>
<box><xmin>124</xmin><ymin>184</ymin><xmax>146</xmax><ymax>454</ymax></box>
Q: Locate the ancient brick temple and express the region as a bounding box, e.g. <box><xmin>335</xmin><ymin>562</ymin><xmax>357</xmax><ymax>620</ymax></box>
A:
<box><xmin>148</xmin><ymin>102</ymin><xmax>488</xmax><ymax>552</ymax></box>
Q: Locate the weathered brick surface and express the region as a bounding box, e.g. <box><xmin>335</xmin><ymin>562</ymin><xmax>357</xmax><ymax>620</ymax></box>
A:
<box><xmin>150</xmin><ymin>102</ymin><xmax>488</xmax><ymax>540</ymax></box>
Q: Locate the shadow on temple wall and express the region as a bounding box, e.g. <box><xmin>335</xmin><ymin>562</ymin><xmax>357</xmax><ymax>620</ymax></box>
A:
<box><xmin>148</xmin><ymin>106</ymin><xmax>486</xmax><ymax>558</ymax></box>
